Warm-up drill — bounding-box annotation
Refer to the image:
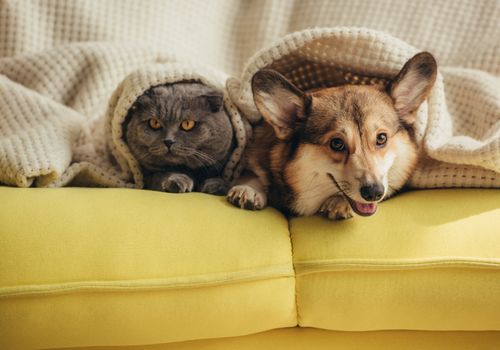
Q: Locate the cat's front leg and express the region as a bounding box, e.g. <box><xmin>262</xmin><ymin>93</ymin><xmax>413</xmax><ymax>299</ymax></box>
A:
<box><xmin>199</xmin><ymin>177</ymin><xmax>228</xmax><ymax>195</ymax></box>
<box><xmin>146</xmin><ymin>172</ymin><xmax>194</xmax><ymax>193</ymax></box>
<box><xmin>318</xmin><ymin>194</ymin><xmax>353</xmax><ymax>220</ymax></box>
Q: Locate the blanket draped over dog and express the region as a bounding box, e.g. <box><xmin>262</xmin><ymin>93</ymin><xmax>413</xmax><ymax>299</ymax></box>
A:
<box><xmin>0</xmin><ymin>0</ymin><xmax>499</xmax><ymax>188</ymax></box>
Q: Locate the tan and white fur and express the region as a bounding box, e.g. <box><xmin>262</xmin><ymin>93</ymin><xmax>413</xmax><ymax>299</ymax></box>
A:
<box><xmin>227</xmin><ymin>52</ymin><xmax>437</xmax><ymax>219</ymax></box>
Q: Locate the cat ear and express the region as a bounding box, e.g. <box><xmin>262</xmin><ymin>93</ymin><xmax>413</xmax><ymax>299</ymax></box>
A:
<box><xmin>389</xmin><ymin>52</ymin><xmax>437</xmax><ymax>123</ymax></box>
<box><xmin>252</xmin><ymin>69</ymin><xmax>310</xmax><ymax>141</ymax></box>
<box><xmin>202</xmin><ymin>94</ymin><xmax>224</xmax><ymax>113</ymax></box>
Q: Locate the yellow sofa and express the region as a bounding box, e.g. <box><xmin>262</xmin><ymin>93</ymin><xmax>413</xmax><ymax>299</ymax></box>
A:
<box><xmin>0</xmin><ymin>187</ymin><xmax>499</xmax><ymax>349</ymax></box>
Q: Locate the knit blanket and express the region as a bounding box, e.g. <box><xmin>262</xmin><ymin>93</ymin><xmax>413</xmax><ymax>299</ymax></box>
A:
<box><xmin>0</xmin><ymin>0</ymin><xmax>499</xmax><ymax>188</ymax></box>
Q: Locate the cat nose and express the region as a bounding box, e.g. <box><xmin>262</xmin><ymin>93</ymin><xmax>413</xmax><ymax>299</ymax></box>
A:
<box><xmin>360</xmin><ymin>183</ymin><xmax>384</xmax><ymax>202</ymax></box>
<box><xmin>164</xmin><ymin>139</ymin><xmax>176</xmax><ymax>148</ymax></box>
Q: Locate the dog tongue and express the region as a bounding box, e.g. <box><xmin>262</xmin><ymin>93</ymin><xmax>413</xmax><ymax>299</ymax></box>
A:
<box><xmin>353</xmin><ymin>202</ymin><xmax>377</xmax><ymax>216</ymax></box>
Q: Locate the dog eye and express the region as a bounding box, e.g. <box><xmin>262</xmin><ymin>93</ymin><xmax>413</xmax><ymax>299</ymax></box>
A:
<box><xmin>330</xmin><ymin>138</ymin><xmax>345</xmax><ymax>152</ymax></box>
<box><xmin>376</xmin><ymin>133</ymin><xmax>387</xmax><ymax>147</ymax></box>
<box><xmin>148</xmin><ymin>118</ymin><xmax>162</xmax><ymax>130</ymax></box>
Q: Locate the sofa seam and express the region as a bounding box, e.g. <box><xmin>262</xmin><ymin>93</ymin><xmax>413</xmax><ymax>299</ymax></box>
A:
<box><xmin>294</xmin><ymin>257</ymin><xmax>500</xmax><ymax>276</ymax></box>
<box><xmin>0</xmin><ymin>263</ymin><xmax>295</xmax><ymax>298</ymax></box>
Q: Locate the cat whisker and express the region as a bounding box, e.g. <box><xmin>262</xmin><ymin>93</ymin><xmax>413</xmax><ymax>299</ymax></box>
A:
<box><xmin>134</xmin><ymin>151</ymin><xmax>152</xmax><ymax>162</ymax></box>
<box><xmin>148</xmin><ymin>145</ymin><xmax>167</xmax><ymax>157</ymax></box>
<box><xmin>194</xmin><ymin>152</ymin><xmax>222</xmax><ymax>170</ymax></box>
<box><xmin>175</xmin><ymin>146</ymin><xmax>223</xmax><ymax>171</ymax></box>
<box><xmin>173</xmin><ymin>149</ymin><xmax>212</xmax><ymax>171</ymax></box>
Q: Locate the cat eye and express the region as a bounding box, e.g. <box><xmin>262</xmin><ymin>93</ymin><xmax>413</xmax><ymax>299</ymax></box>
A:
<box><xmin>330</xmin><ymin>137</ymin><xmax>346</xmax><ymax>152</ymax></box>
<box><xmin>148</xmin><ymin>118</ymin><xmax>162</xmax><ymax>130</ymax></box>
<box><xmin>376</xmin><ymin>133</ymin><xmax>388</xmax><ymax>147</ymax></box>
<box><xmin>180</xmin><ymin>120</ymin><xmax>196</xmax><ymax>131</ymax></box>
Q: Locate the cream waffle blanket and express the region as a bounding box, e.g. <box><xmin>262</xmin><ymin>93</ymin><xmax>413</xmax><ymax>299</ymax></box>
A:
<box><xmin>0</xmin><ymin>0</ymin><xmax>499</xmax><ymax>188</ymax></box>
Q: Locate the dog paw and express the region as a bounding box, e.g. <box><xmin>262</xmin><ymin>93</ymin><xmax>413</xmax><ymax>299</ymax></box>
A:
<box><xmin>319</xmin><ymin>195</ymin><xmax>353</xmax><ymax>220</ymax></box>
<box><xmin>200</xmin><ymin>178</ymin><xmax>227</xmax><ymax>195</ymax></box>
<box><xmin>227</xmin><ymin>185</ymin><xmax>267</xmax><ymax>210</ymax></box>
<box><xmin>161</xmin><ymin>173</ymin><xmax>194</xmax><ymax>193</ymax></box>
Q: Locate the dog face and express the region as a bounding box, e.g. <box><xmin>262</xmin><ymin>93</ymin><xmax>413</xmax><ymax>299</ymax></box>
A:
<box><xmin>252</xmin><ymin>52</ymin><xmax>437</xmax><ymax>216</ymax></box>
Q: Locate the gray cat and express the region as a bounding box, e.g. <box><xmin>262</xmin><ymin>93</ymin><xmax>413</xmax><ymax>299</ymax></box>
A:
<box><xmin>124</xmin><ymin>82</ymin><xmax>234</xmax><ymax>195</ymax></box>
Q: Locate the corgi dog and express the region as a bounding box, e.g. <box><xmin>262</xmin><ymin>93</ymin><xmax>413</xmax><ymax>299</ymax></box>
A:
<box><xmin>227</xmin><ymin>52</ymin><xmax>437</xmax><ymax>219</ymax></box>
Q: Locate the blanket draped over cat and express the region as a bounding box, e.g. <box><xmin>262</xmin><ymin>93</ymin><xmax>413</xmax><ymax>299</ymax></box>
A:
<box><xmin>107</xmin><ymin>64</ymin><xmax>249</xmax><ymax>189</ymax></box>
<box><xmin>0</xmin><ymin>1</ymin><xmax>498</xmax><ymax>188</ymax></box>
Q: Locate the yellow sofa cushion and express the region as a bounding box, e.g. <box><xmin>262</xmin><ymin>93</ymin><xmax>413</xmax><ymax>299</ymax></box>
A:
<box><xmin>0</xmin><ymin>187</ymin><xmax>296</xmax><ymax>350</ymax></box>
<box><xmin>60</xmin><ymin>328</ymin><xmax>500</xmax><ymax>350</ymax></box>
<box><xmin>292</xmin><ymin>189</ymin><xmax>500</xmax><ymax>331</ymax></box>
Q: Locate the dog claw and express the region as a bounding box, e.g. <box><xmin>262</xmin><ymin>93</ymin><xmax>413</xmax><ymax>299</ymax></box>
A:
<box><xmin>227</xmin><ymin>185</ymin><xmax>267</xmax><ymax>210</ymax></box>
<box><xmin>319</xmin><ymin>195</ymin><xmax>353</xmax><ymax>220</ymax></box>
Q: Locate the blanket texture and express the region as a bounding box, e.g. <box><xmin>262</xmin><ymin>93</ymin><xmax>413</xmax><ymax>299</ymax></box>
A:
<box><xmin>0</xmin><ymin>0</ymin><xmax>499</xmax><ymax>188</ymax></box>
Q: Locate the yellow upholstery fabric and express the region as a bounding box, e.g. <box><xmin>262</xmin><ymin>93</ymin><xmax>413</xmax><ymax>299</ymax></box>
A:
<box><xmin>0</xmin><ymin>188</ymin><xmax>296</xmax><ymax>350</ymax></box>
<box><xmin>63</xmin><ymin>328</ymin><xmax>500</xmax><ymax>350</ymax></box>
<box><xmin>292</xmin><ymin>189</ymin><xmax>500</xmax><ymax>331</ymax></box>
<box><xmin>1</xmin><ymin>187</ymin><xmax>500</xmax><ymax>349</ymax></box>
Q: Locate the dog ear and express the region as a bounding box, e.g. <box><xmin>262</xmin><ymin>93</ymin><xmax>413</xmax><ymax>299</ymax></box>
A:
<box><xmin>389</xmin><ymin>52</ymin><xmax>437</xmax><ymax>123</ymax></box>
<box><xmin>252</xmin><ymin>69</ymin><xmax>310</xmax><ymax>140</ymax></box>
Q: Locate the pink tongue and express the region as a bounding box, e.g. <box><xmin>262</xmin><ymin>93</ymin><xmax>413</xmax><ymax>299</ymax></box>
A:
<box><xmin>354</xmin><ymin>202</ymin><xmax>377</xmax><ymax>215</ymax></box>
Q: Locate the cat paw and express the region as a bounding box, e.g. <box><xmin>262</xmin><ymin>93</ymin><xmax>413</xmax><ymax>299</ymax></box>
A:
<box><xmin>161</xmin><ymin>173</ymin><xmax>194</xmax><ymax>193</ymax></box>
<box><xmin>200</xmin><ymin>178</ymin><xmax>227</xmax><ymax>195</ymax></box>
<box><xmin>227</xmin><ymin>185</ymin><xmax>267</xmax><ymax>210</ymax></box>
<box><xmin>319</xmin><ymin>195</ymin><xmax>353</xmax><ymax>220</ymax></box>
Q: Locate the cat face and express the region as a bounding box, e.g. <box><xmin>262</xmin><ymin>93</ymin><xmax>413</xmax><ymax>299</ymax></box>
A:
<box><xmin>125</xmin><ymin>82</ymin><xmax>234</xmax><ymax>173</ymax></box>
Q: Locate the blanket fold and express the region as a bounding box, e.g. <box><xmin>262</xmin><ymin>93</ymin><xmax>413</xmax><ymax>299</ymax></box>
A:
<box><xmin>0</xmin><ymin>49</ymin><xmax>249</xmax><ymax>188</ymax></box>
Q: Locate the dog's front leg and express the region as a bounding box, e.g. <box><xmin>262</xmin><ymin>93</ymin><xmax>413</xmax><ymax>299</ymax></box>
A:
<box><xmin>227</xmin><ymin>173</ymin><xmax>268</xmax><ymax>210</ymax></box>
<box><xmin>319</xmin><ymin>194</ymin><xmax>353</xmax><ymax>220</ymax></box>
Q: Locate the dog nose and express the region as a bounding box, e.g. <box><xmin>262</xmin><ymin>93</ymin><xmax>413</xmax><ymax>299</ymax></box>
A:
<box><xmin>360</xmin><ymin>183</ymin><xmax>384</xmax><ymax>202</ymax></box>
<box><xmin>164</xmin><ymin>139</ymin><xmax>175</xmax><ymax>148</ymax></box>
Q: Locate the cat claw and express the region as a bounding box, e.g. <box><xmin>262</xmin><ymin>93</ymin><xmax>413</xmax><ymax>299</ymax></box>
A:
<box><xmin>227</xmin><ymin>185</ymin><xmax>267</xmax><ymax>210</ymax></box>
<box><xmin>319</xmin><ymin>195</ymin><xmax>353</xmax><ymax>220</ymax></box>
<box><xmin>161</xmin><ymin>173</ymin><xmax>194</xmax><ymax>193</ymax></box>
